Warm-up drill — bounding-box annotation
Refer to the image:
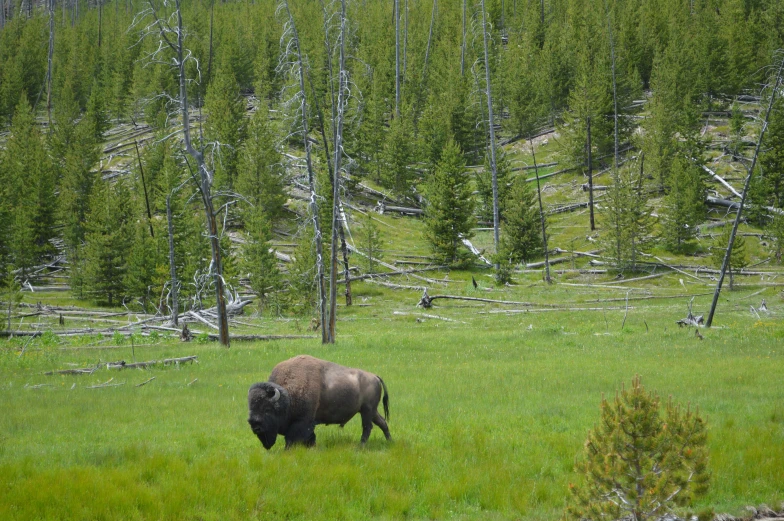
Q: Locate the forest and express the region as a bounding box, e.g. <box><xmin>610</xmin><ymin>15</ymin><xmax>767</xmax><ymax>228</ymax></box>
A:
<box><xmin>1</xmin><ymin>0</ymin><xmax>784</xmax><ymax>344</ymax></box>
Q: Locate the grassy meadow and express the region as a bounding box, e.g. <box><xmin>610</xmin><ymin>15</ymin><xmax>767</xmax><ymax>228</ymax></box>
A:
<box><xmin>1</xmin><ymin>280</ymin><xmax>783</xmax><ymax>521</ymax></box>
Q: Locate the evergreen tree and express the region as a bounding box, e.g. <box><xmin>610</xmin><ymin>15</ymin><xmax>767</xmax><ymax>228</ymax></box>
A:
<box><xmin>711</xmin><ymin>224</ymin><xmax>748</xmax><ymax>291</ymax></box>
<box><xmin>565</xmin><ymin>376</ymin><xmax>709</xmax><ymax>521</ymax></box>
<box><xmin>1</xmin><ymin>96</ymin><xmax>57</xmax><ymax>276</ymax></box>
<box><xmin>242</xmin><ymin>209</ymin><xmax>283</xmax><ymax>315</ymax></box>
<box><xmin>205</xmin><ymin>65</ymin><xmax>247</xmax><ymax>190</ymax></box>
<box><xmin>85</xmin><ymin>78</ymin><xmax>110</xmax><ymax>140</ymax></box>
<box><xmin>499</xmin><ymin>175</ymin><xmax>542</xmax><ymax>265</ymax></box>
<box><xmin>358</xmin><ymin>211</ymin><xmax>384</xmax><ymax>274</ymax></box>
<box><xmin>601</xmin><ymin>163</ymin><xmax>654</xmax><ymax>271</ymax></box>
<box><xmin>423</xmin><ymin>139</ymin><xmax>475</xmax><ymax>266</ymax></box>
<box><xmin>380</xmin><ymin>113</ymin><xmax>416</xmax><ymax>197</ymax></box>
<box><xmin>660</xmin><ymin>156</ymin><xmax>706</xmax><ymax>252</ymax></box>
<box><xmin>79</xmin><ymin>180</ymin><xmax>133</xmax><ymax>306</ymax></box>
<box><xmin>235</xmin><ymin>105</ymin><xmax>286</xmax><ymax>225</ymax></box>
<box><xmin>760</xmin><ymin>99</ymin><xmax>784</xmax><ymax>209</ymax></box>
<box><xmin>476</xmin><ymin>147</ymin><xmax>511</xmax><ymax>223</ymax></box>
<box><xmin>124</xmin><ymin>220</ymin><xmax>163</xmax><ymax>313</ymax></box>
<box><xmin>289</xmin><ymin>224</ymin><xmax>319</xmax><ymax>314</ymax></box>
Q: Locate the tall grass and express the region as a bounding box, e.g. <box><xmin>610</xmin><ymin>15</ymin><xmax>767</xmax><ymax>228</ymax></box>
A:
<box><xmin>1</xmin><ymin>298</ymin><xmax>783</xmax><ymax>520</ymax></box>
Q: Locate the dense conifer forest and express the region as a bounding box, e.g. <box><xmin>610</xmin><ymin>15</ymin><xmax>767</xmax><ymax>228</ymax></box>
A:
<box><xmin>1</xmin><ymin>0</ymin><xmax>784</xmax><ymax>340</ymax></box>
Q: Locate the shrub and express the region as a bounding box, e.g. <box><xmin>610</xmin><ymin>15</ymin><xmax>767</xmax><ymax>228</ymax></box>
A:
<box><xmin>564</xmin><ymin>376</ymin><xmax>709</xmax><ymax>521</ymax></box>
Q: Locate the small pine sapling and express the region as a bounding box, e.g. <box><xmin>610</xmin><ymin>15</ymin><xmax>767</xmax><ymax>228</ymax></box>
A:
<box><xmin>358</xmin><ymin>212</ymin><xmax>384</xmax><ymax>274</ymax></box>
<box><xmin>711</xmin><ymin>225</ymin><xmax>748</xmax><ymax>290</ymax></box>
<box><xmin>565</xmin><ymin>376</ymin><xmax>709</xmax><ymax>521</ymax></box>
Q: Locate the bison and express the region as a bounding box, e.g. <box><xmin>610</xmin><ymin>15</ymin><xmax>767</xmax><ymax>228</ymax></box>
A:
<box><xmin>247</xmin><ymin>355</ymin><xmax>391</xmax><ymax>449</ymax></box>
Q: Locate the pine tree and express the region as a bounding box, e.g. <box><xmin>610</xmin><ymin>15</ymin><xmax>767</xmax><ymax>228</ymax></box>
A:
<box><xmin>358</xmin><ymin>211</ymin><xmax>384</xmax><ymax>274</ymax></box>
<box><xmin>235</xmin><ymin>105</ymin><xmax>286</xmax><ymax>225</ymax></box>
<box><xmin>565</xmin><ymin>376</ymin><xmax>709</xmax><ymax>521</ymax></box>
<box><xmin>499</xmin><ymin>175</ymin><xmax>542</xmax><ymax>265</ymax></box>
<box><xmin>79</xmin><ymin>180</ymin><xmax>133</xmax><ymax>306</ymax></box>
<box><xmin>601</xmin><ymin>163</ymin><xmax>654</xmax><ymax>271</ymax></box>
<box><xmin>380</xmin><ymin>113</ymin><xmax>416</xmax><ymax>197</ymax></box>
<box><xmin>124</xmin><ymin>220</ymin><xmax>163</xmax><ymax>313</ymax></box>
<box><xmin>242</xmin><ymin>209</ymin><xmax>283</xmax><ymax>315</ymax></box>
<box><xmin>476</xmin><ymin>147</ymin><xmax>511</xmax><ymax>223</ymax></box>
<box><xmin>85</xmin><ymin>78</ymin><xmax>110</xmax><ymax>140</ymax></box>
<box><xmin>205</xmin><ymin>65</ymin><xmax>247</xmax><ymax>190</ymax></box>
<box><xmin>1</xmin><ymin>96</ymin><xmax>57</xmax><ymax>276</ymax></box>
<box><xmin>289</xmin><ymin>224</ymin><xmax>319</xmax><ymax>313</ymax></box>
<box><xmin>661</xmin><ymin>156</ymin><xmax>705</xmax><ymax>252</ymax></box>
<box><xmin>423</xmin><ymin>139</ymin><xmax>475</xmax><ymax>267</ymax></box>
<box><xmin>711</xmin><ymin>225</ymin><xmax>748</xmax><ymax>291</ymax></box>
<box><xmin>760</xmin><ymin>99</ymin><xmax>784</xmax><ymax>209</ymax></box>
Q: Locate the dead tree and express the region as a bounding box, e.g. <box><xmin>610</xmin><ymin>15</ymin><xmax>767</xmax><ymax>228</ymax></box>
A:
<box><xmin>327</xmin><ymin>0</ymin><xmax>349</xmax><ymax>344</ymax></box>
<box><xmin>706</xmin><ymin>52</ymin><xmax>784</xmax><ymax>327</ymax></box>
<box><xmin>166</xmin><ymin>194</ymin><xmax>179</xmax><ymax>326</ymax></box>
<box><xmin>460</xmin><ymin>0</ymin><xmax>466</xmax><ymax>76</ymax></box>
<box><xmin>422</xmin><ymin>0</ymin><xmax>437</xmax><ymax>85</ymax></box>
<box><xmin>135</xmin><ymin>0</ymin><xmax>230</xmax><ymax>346</ymax></box>
<box><xmin>587</xmin><ymin>115</ymin><xmax>595</xmax><ymax>230</ymax></box>
<box><xmin>45</xmin><ymin>0</ymin><xmax>54</xmax><ymax>127</ymax></box>
<box><xmin>315</xmin><ymin>0</ymin><xmax>352</xmax><ymax>308</ymax></box>
<box><xmin>531</xmin><ymin>140</ymin><xmax>551</xmax><ymax>283</ymax></box>
<box><xmin>480</xmin><ymin>0</ymin><xmax>500</xmax><ymax>262</ymax></box>
<box><xmin>279</xmin><ymin>0</ymin><xmax>328</xmax><ymax>343</ymax></box>
<box><xmin>394</xmin><ymin>0</ymin><xmax>400</xmax><ymax>118</ymax></box>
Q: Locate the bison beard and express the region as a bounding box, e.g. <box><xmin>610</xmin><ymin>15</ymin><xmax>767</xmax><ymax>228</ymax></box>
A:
<box><xmin>247</xmin><ymin>355</ymin><xmax>391</xmax><ymax>449</ymax></box>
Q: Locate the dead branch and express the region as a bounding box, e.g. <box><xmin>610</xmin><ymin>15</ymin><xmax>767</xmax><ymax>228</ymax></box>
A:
<box><xmin>135</xmin><ymin>377</ymin><xmax>156</xmax><ymax>387</ymax></box>
<box><xmin>392</xmin><ymin>311</ymin><xmax>465</xmax><ymax>323</ymax></box>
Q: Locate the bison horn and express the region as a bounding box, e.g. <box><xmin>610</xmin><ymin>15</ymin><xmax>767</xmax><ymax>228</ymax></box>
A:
<box><xmin>269</xmin><ymin>387</ymin><xmax>280</xmax><ymax>403</ymax></box>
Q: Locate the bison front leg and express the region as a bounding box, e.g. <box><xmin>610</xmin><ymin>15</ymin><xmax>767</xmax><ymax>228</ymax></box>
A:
<box><xmin>284</xmin><ymin>420</ymin><xmax>316</xmax><ymax>449</ymax></box>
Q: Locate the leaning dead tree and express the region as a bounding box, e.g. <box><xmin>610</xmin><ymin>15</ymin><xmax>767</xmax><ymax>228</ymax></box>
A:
<box><xmin>279</xmin><ymin>0</ymin><xmax>328</xmax><ymax>343</ymax></box>
<box><xmin>531</xmin><ymin>140</ymin><xmax>551</xmax><ymax>282</ymax></box>
<box><xmin>706</xmin><ymin>51</ymin><xmax>784</xmax><ymax>327</ymax></box>
<box><xmin>133</xmin><ymin>0</ymin><xmax>230</xmax><ymax>346</ymax></box>
<box><xmin>479</xmin><ymin>0</ymin><xmax>501</xmax><ymax>262</ymax></box>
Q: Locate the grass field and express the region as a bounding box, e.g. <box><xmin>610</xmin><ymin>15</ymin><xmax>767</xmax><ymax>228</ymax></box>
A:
<box><xmin>1</xmin><ymin>281</ymin><xmax>783</xmax><ymax>520</ymax></box>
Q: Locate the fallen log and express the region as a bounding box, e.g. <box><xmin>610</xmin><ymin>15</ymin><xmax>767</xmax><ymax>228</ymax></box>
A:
<box><xmin>43</xmin><ymin>367</ymin><xmax>97</xmax><ymax>376</ymax></box>
<box><xmin>702</xmin><ymin>164</ymin><xmax>742</xmax><ymax>198</ymax></box>
<box><xmin>417</xmin><ymin>289</ymin><xmax>559</xmax><ymax>309</ymax></box>
<box><xmin>135</xmin><ymin>377</ymin><xmax>156</xmax><ymax>388</ymax></box>
<box><xmin>207</xmin><ymin>334</ymin><xmax>317</xmax><ymax>342</ymax></box>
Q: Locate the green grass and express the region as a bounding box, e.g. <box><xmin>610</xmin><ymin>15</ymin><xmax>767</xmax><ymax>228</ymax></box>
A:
<box><xmin>2</xmin><ymin>286</ymin><xmax>783</xmax><ymax>520</ymax></box>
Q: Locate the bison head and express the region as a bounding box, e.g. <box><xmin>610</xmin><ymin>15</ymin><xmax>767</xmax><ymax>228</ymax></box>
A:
<box><xmin>247</xmin><ymin>382</ymin><xmax>290</xmax><ymax>450</ymax></box>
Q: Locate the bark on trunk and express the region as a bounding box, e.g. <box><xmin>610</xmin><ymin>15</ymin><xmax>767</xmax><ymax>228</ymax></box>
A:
<box><xmin>480</xmin><ymin>0</ymin><xmax>500</xmax><ymax>262</ymax></box>
<box><xmin>166</xmin><ymin>194</ymin><xmax>179</xmax><ymax>326</ymax></box>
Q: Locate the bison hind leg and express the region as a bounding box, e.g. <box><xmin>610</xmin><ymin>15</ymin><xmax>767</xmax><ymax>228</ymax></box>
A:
<box><xmin>372</xmin><ymin>411</ymin><xmax>391</xmax><ymax>441</ymax></box>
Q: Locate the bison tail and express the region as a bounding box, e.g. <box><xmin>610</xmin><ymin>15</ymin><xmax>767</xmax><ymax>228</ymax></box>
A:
<box><xmin>378</xmin><ymin>376</ymin><xmax>390</xmax><ymax>421</ymax></box>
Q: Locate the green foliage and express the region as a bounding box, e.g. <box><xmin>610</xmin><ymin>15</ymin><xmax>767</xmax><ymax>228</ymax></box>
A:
<box><xmin>357</xmin><ymin>212</ymin><xmax>384</xmax><ymax>274</ymax></box>
<box><xmin>760</xmin><ymin>99</ymin><xmax>784</xmax><ymax>209</ymax></box>
<box><xmin>124</xmin><ymin>221</ymin><xmax>164</xmax><ymax>313</ymax></box>
<box><xmin>205</xmin><ymin>65</ymin><xmax>247</xmax><ymax>190</ymax></box>
<box><xmin>475</xmin><ymin>148</ymin><xmax>511</xmax><ymax>223</ymax></box>
<box><xmin>0</xmin><ymin>273</ymin><xmax>22</xmax><ymax>332</ymax></box>
<box><xmin>236</xmin><ymin>104</ymin><xmax>287</xmax><ymax>226</ymax></box>
<box><xmin>78</xmin><ymin>180</ymin><xmax>133</xmax><ymax>306</ymax></box>
<box><xmin>565</xmin><ymin>376</ymin><xmax>709</xmax><ymax>521</ymax></box>
<box><xmin>0</xmin><ymin>96</ymin><xmax>57</xmax><ymax>276</ymax></box>
<box><xmin>499</xmin><ymin>175</ymin><xmax>542</xmax><ymax>265</ymax></box>
<box><xmin>661</xmin><ymin>156</ymin><xmax>706</xmax><ymax>252</ymax></box>
<box><xmin>711</xmin><ymin>224</ymin><xmax>749</xmax><ymax>290</ymax></box>
<box><xmin>380</xmin><ymin>114</ymin><xmax>416</xmax><ymax>197</ymax></box>
<box><xmin>423</xmin><ymin>139</ymin><xmax>475</xmax><ymax>267</ymax></box>
<box><xmin>288</xmin><ymin>224</ymin><xmax>319</xmax><ymax>313</ymax></box>
<box><xmin>241</xmin><ymin>210</ymin><xmax>283</xmax><ymax>315</ymax></box>
<box><xmin>601</xmin><ymin>163</ymin><xmax>654</xmax><ymax>271</ymax></box>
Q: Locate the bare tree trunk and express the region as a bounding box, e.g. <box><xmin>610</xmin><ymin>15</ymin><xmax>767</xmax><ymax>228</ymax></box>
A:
<box><xmin>605</xmin><ymin>0</ymin><xmax>618</xmax><ymax>168</ymax></box>
<box><xmin>480</xmin><ymin>0</ymin><xmax>500</xmax><ymax>262</ymax></box>
<box><xmin>402</xmin><ymin>0</ymin><xmax>408</xmax><ymax>85</ymax></box>
<box><xmin>282</xmin><ymin>0</ymin><xmax>328</xmax><ymax>343</ymax></box>
<box><xmin>207</xmin><ymin>0</ymin><xmax>214</xmax><ymax>83</ymax></box>
<box><xmin>166</xmin><ymin>194</ymin><xmax>179</xmax><ymax>326</ymax></box>
<box><xmin>706</xmin><ymin>54</ymin><xmax>784</xmax><ymax>327</ymax></box>
<box><xmin>422</xmin><ymin>0</ymin><xmax>437</xmax><ymax>84</ymax></box>
<box><xmin>460</xmin><ymin>0</ymin><xmax>466</xmax><ymax>77</ymax></box>
<box><xmin>135</xmin><ymin>142</ymin><xmax>155</xmax><ymax>238</ymax></box>
<box><xmin>395</xmin><ymin>0</ymin><xmax>400</xmax><ymax>118</ymax></box>
<box><xmin>148</xmin><ymin>0</ymin><xmax>230</xmax><ymax>345</ymax></box>
<box><xmin>316</xmin><ymin>0</ymin><xmax>352</xmax><ymax>308</ymax></box>
<box><xmin>587</xmin><ymin>115</ymin><xmax>595</xmax><ymax>230</ymax></box>
<box><xmin>46</xmin><ymin>0</ymin><xmax>54</xmax><ymax>128</ymax></box>
<box><xmin>327</xmin><ymin>0</ymin><xmax>348</xmax><ymax>344</ymax></box>
<box><xmin>531</xmin><ymin>140</ymin><xmax>551</xmax><ymax>283</ymax></box>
